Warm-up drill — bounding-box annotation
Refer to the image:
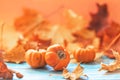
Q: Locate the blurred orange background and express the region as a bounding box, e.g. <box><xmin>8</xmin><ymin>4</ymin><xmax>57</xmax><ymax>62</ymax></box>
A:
<box><xmin>0</xmin><ymin>0</ymin><xmax>120</xmax><ymax>24</ymax></box>
<box><xmin>0</xmin><ymin>0</ymin><xmax>120</xmax><ymax>50</ymax></box>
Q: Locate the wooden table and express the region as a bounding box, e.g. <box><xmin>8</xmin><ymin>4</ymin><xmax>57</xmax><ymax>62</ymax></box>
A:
<box><xmin>6</xmin><ymin>56</ymin><xmax>120</xmax><ymax>80</ymax></box>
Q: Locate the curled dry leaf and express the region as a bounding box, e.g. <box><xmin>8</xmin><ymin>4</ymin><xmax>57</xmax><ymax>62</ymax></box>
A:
<box><xmin>99</xmin><ymin>50</ymin><xmax>120</xmax><ymax>72</ymax></box>
<box><xmin>62</xmin><ymin>63</ymin><xmax>85</xmax><ymax>80</ymax></box>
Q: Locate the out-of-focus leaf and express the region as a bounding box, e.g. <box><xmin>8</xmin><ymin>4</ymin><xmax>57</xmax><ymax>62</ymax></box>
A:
<box><xmin>64</xmin><ymin>9</ymin><xmax>88</xmax><ymax>33</ymax></box>
<box><xmin>88</xmin><ymin>3</ymin><xmax>109</xmax><ymax>33</ymax></box>
<box><xmin>62</xmin><ymin>63</ymin><xmax>84</xmax><ymax>80</ymax></box>
<box><xmin>99</xmin><ymin>50</ymin><xmax>120</xmax><ymax>71</ymax></box>
<box><xmin>3</xmin><ymin>43</ymin><xmax>25</xmax><ymax>64</ymax></box>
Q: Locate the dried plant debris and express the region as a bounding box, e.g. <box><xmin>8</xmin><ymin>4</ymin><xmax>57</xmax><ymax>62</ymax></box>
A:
<box><xmin>62</xmin><ymin>63</ymin><xmax>87</xmax><ymax>80</ymax></box>
<box><xmin>99</xmin><ymin>50</ymin><xmax>120</xmax><ymax>72</ymax></box>
<box><xmin>0</xmin><ymin>50</ymin><xmax>23</xmax><ymax>79</ymax></box>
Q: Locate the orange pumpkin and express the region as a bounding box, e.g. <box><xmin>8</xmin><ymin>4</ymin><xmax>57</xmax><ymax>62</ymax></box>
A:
<box><xmin>25</xmin><ymin>49</ymin><xmax>46</xmax><ymax>68</ymax></box>
<box><xmin>45</xmin><ymin>44</ymin><xmax>70</xmax><ymax>70</ymax></box>
<box><xmin>73</xmin><ymin>46</ymin><xmax>96</xmax><ymax>63</ymax></box>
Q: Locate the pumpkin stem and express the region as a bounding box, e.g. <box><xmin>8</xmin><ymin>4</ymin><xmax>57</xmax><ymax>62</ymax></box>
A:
<box><xmin>57</xmin><ymin>50</ymin><xmax>66</xmax><ymax>59</ymax></box>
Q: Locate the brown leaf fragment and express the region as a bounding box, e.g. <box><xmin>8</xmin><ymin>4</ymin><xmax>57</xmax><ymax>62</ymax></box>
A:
<box><xmin>62</xmin><ymin>63</ymin><xmax>84</xmax><ymax>80</ymax></box>
<box><xmin>99</xmin><ymin>50</ymin><xmax>120</xmax><ymax>72</ymax></box>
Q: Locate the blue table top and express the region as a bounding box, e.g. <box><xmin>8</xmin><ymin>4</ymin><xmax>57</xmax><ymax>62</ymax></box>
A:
<box><xmin>6</xmin><ymin>56</ymin><xmax>120</xmax><ymax>80</ymax></box>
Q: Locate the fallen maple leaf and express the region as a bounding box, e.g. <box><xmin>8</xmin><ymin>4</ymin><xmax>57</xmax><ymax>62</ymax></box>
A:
<box><xmin>62</xmin><ymin>63</ymin><xmax>86</xmax><ymax>80</ymax></box>
<box><xmin>99</xmin><ymin>50</ymin><xmax>120</xmax><ymax>72</ymax></box>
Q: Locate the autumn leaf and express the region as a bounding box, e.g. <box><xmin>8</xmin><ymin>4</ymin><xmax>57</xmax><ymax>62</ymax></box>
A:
<box><xmin>64</xmin><ymin>9</ymin><xmax>88</xmax><ymax>33</ymax></box>
<box><xmin>49</xmin><ymin>25</ymin><xmax>75</xmax><ymax>47</ymax></box>
<box><xmin>99</xmin><ymin>50</ymin><xmax>120</xmax><ymax>72</ymax></box>
<box><xmin>103</xmin><ymin>22</ymin><xmax>120</xmax><ymax>58</ymax></box>
<box><xmin>64</xmin><ymin>9</ymin><xmax>100</xmax><ymax>49</ymax></box>
<box><xmin>88</xmin><ymin>3</ymin><xmax>109</xmax><ymax>33</ymax></box>
<box><xmin>14</xmin><ymin>8</ymin><xmax>50</xmax><ymax>38</ymax></box>
<box><xmin>14</xmin><ymin>8</ymin><xmax>43</xmax><ymax>32</ymax></box>
<box><xmin>62</xmin><ymin>63</ymin><xmax>85</xmax><ymax>80</ymax></box>
<box><xmin>24</xmin><ymin>34</ymin><xmax>51</xmax><ymax>50</ymax></box>
<box><xmin>103</xmin><ymin>22</ymin><xmax>120</xmax><ymax>48</ymax></box>
<box><xmin>3</xmin><ymin>43</ymin><xmax>26</xmax><ymax>64</ymax></box>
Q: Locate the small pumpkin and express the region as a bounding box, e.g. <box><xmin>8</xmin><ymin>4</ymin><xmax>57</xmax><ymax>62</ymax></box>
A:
<box><xmin>73</xmin><ymin>46</ymin><xmax>96</xmax><ymax>63</ymax></box>
<box><xmin>25</xmin><ymin>49</ymin><xmax>46</xmax><ymax>68</ymax></box>
<box><xmin>45</xmin><ymin>44</ymin><xmax>70</xmax><ymax>70</ymax></box>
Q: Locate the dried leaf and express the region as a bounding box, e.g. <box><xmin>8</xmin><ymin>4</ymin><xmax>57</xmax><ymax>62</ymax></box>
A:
<box><xmin>3</xmin><ymin>43</ymin><xmax>25</xmax><ymax>64</ymax></box>
<box><xmin>64</xmin><ymin>9</ymin><xmax>100</xmax><ymax>48</ymax></box>
<box><xmin>62</xmin><ymin>63</ymin><xmax>84</xmax><ymax>80</ymax></box>
<box><xmin>88</xmin><ymin>3</ymin><xmax>109</xmax><ymax>33</ymax></box>
<box><xmin>50</xmin><ymin>25</ymin><xmax>75</xmax><ymax>47</ymax></box>
<box><xmin>64</xmin><ymin>9</ymin><xmax>88</xmax><ymax>33</ymax></box>
<box><xmin>99</xmin><ymin>50</ymin><xmax>120</xmax><ymax>71</ymax></box>
<box><xmin>0</xmin><ymin>51</ymin><xmax>23</xmax><ymax>79</ymax></box>
<box><xmin>62</xmin><ymin>67</ymin><xmax>71</xmax><ymax>79</ymax></box>
<box><xmin>103</xmin><ymin>22</ymin><xmax>120</xmax><ymax>47</ymax></box>
<box><xmin>0</xmin><ymin>50</ymin><xmax>13</xmax><ymax>79</ymax></box>
<box><xmin>71</xmin><ymin>63</ymin><xmax>84</xmax><ymax>79</ymax></box>
<box><xmin>14</xmin><ymin>8</ymin><xmax>43</xmax><ymax>32</ymax></box>
<box><xmin>104</xmin><ymin>33</ymin><xmax>120</xmax><ymax>58</ymax></box>
<box><xmin>14</xmin><ymin>8</ymin><xmax>50</xmax><ymax>38</ymax></box>
<box><xmin>24</xmin><ymin>34</ymin><xmax>51</xmax><ymax>50</ymax></box>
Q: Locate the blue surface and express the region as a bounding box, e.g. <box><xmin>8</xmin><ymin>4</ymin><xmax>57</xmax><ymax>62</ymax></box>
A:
<box><xmin>6</xmin><ymin>56</ymin><xmax>120</xmax><ymax>80</ymax></box>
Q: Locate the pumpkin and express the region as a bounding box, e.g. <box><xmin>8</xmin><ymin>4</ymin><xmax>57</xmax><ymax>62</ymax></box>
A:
<box><xmin>45</xmin><ymin>44</ymin><xmax>70</xmax><ymax>70</ymax></box>
<box><xmin>25</xmin><ymin>49</ymin><xmax>46</xmax><ymax>68</ymax></box>
<box><xmin>73</xmin><ymin>46</ymin><xmax>96</xmax><ymax>63</ymax></box>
